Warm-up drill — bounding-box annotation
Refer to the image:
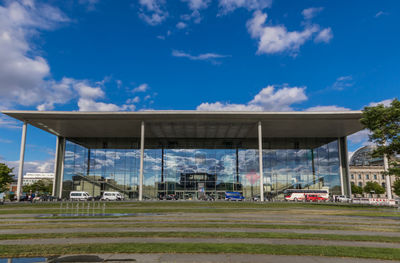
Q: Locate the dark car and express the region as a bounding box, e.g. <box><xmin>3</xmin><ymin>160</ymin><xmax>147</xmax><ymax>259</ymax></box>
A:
<box><xmin>165</xmin><ymin>194</ymin><xmax>178</xmax><ymax>200</ymax></box>
<box><xmin>18</xmin><ymin>195</ymin><xmax>30</xmax><ymax>202</ymax></box>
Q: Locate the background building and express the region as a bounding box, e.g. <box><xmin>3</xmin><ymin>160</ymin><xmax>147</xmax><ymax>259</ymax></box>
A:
<box><xmin>349</xmin><ymin>146</ymin><xmax>397</xmax><ymax>197</ymax></box>
<box><xmin>23</xmin><ymin>173</ymin><xmax>54</xmax><ymax>186</ymax></box>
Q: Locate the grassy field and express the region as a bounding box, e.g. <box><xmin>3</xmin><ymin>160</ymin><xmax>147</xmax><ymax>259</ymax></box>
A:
<box><xmin>1</xmin><ymin>243</ymin><xmax>400</xmax><ymax>261</ymax></box>
<box><xmin>0</xmin><ymin>201</ymin><xmax>399</xmax><ymax>260</ymax></box>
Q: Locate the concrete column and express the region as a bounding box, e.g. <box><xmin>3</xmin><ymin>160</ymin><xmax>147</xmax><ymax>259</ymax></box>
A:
<box><xmin>258</xmin><ymin>121</ymin><xmax>264</xmax><ymax>202</ymax></box>
<box><xmin>337</xmin><ymin>138</ymin><xmax>345</xmax><ymax>196</ymax></box>
<box><xmin>52</xmin><ymin>137</ymin><xmax>65</xmax><ymax>199</ymax></box>
<box><xmin>343</xmin><ymin>137</ymin><xmax>352</xmax><ymax>197</ymax></box>
<box><xmin>139</xmin><ymin>121</ymin><xmax>145</xmax><ymax>201</ymax></box>
<box><xmin>384</xmin><ymin>154</ymin><xmax>392</xmax><ymax>199</ymax></box>
<box><xmin>52</xmin><ymin>137</ymin><xmax>60</xmax><ymax>196</ymax></box>
<box><xmin>58</xmin><ymin>140</ymin><xmax>65</xmax><ymax>199</ymax></box>
<box><xmin>16</xmin><ymin>122</ymin><xmax>27</xmax><ymax>201</ymax></box>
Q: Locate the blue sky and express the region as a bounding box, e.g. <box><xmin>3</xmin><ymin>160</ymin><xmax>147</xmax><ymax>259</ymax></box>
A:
<box><xmin>0</xmin><ymin>0</ymin><xmax>399</xmax><ymax>174</ymax></box>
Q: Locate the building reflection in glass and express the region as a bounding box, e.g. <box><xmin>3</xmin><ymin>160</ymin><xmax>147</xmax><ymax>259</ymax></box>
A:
<box><xmin>62</xmin><ymin>138</ymin><xmax>342</xmax><ymax>200</ymax></box>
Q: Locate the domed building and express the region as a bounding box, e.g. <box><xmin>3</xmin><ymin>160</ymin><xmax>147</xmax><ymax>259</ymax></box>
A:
<box><xmin>349</xmin><ymin>145</ymin><xmax>396</xmax><ymax>197</ymax></box>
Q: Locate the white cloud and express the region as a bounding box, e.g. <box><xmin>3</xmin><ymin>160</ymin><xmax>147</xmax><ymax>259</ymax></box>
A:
<box><xmin>126</xmin><ymin>96</ymin><xmax>140</xmax><ymax>104</ymax></box>
<box><xmin>0</xmin><ymin>138</ymin><xmax>12</xmax><ymax>143</ymax></box>
<box><xmin>302</xmin><ymin>7</ymin><xmax>324</xmax><ymax>20</ymax></box>
<box><xmin>176</xmin><ymin>22</ymin><xmax>188</xmax><ymax>29</ymax></box>
<box><xmin>368</xmin><ymin>98</ymin><xmax>393</xmax><ymax>107</ymax></box>
<box><xmin>182</xmin><ymin>0</ymin><xmax>211</xmax><ymax>10</ymax></box>
<box><xmin>348</xmin><ymin>129</ymin><xmax>372</xmax><ymax>146</ymax></box>
<box><xmin>0</xmin><ymin>1</ymin><xmax>143</xmax><ymax>113</ymax></box>
<box><xmin>180</xmin><ymin>0</ymin><xmax>209</xmax><ymax>23</ymax></box>
<box><xmin>375</xmin><ymin>11</ymin><xmax>388</xmax><ymax>18</ymax></box>
<box><xmin>34</xmin><ymin>78</ymin><xmax>138</xmax><ymax>112</ymax></box>
<box><xmin>197</xmin><ymin>101</ymin><xmax>262</xmax><ymax>111</ymax></box>
<box><xmin>76</xmin><ymin>81</ymin><xmax>137</xmax><ymax>111</ymax></box>
<box><xmin>133</xmin><ymin>83</ymin><xmax>149</xmax><ymax>93</ymax></box>
<box><xmin>306</xmin><ymin>105</ymin><xmax>351</xmax><ymax>112</ymax></box>
<box><xmin>218</xmin><ymin>0</ymin><xmax>272</xmax><ymax>15</ymax></box>
<box><xmin>330</xmin><ymin>76</ymin><xmax>353</xmax><ymax>91</ymax></box>
<box><xmin>36</xmin><ymin>78</ymin><xmax>110</xmax><ymax>111</ymax></box>
<box><xmin>138</xmin><ymin>0</ymin><xmax>168</xmax><ymax>26</ymax></box>
<box><xmin>197</xmin><ymin>85</ymin><xmax>307</xmax><ymax>111</ymax></box>
<box><xmin>0</xmin><ymin>116</ymin><xmax>22</xmax><ymax>129</ymax></box>
<box><xmin>172</xmin><ymin>50</ymin><xmax>230</xmax><ymax>62</ymax></box>
<box><xmin>78</xmin><ymin>0</ymin><xmax>99</xmax><ymax>11</ymax></box>
<box><xmin>2</xmin><ymin>159</ymin><xmax>54</xmax><ymax>177</ymax></box>
<box><xmin>0</xmin><ymin>0</ymin><xmax>69</xmax><ymax>108</ymax></box>
<box><xmin>181</xmin><ymin>10</ymin><xmax>202</xmax><ymax>24</ymax></box>
<box><xmin>77</xmin><ymin>98</ymin><xmax>123</xmax><ymax>111</ymax></box>
<box><xmin>314</xmin><ymin>27</ymin><xmax>333</xmax><ymax>43</ymax></box>
<box><xmin>246</xmin><ymin>11</ymin><xmax>320</xmax><ymax>55</ymax></box>
<box><xmin>75</xmin><ymin>82</ymin><xmax>104</xmax><ymax>99</ymax></box>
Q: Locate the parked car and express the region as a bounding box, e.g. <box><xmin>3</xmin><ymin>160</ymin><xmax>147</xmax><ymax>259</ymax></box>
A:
<box><xmin>33</xmin><ymin>195</ymin><xmax>59</xmax><ymax>202</ymax></box>
<box><xmin>225</xmin><ymin>192</ymin><xmax>245</xmax><ymax>201</ymax></box>
<box><xmin>100</xmin><ymin>191</ymin><xmax>124</xmax><ymax>201</ymax></box>
<box><xmin>335</xmin><ymin>195</ymin><xmax>351</xmax><ymax>203</ymax></box>
<box><xmin>164</xmin><ymin>194</ymin><xmax>178</xmax><ymax>200</ymax></box>
<box><xmin>198</xmin><ymin>194</ymin><xmax>215</xmax><ymax>201</ymax></box>
<box><xmin>305</xmin><ymin>194</ymin><xmax>325</xmax><ymax>202</ymax></box>
<box><xmin>18</xmin><ymin>195</ymin><xmax>31</xmax><ymax>202</ymax></box>
<box><xmin>70</xmin><ymin>191</ymin><xmax>92</xmax><ymax>201</ymax></box>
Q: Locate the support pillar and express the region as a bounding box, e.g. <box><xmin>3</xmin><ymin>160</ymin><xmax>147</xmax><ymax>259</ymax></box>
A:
<box><xmin>343</xmin><ymin>137</ymin><xmax>352</xmax><ymax>197</ymax></box>
<box><xmin>384</xmin><ymin>154</ymin><xmax>392</xmax><ymax>199</ymax></box>
<box><xmin>338</xmin><ymin>137</ymin><xmax>345</xmax><ymax>196</ymax></box>
<box><xmin>52</xmin><ymin>137</ymin><xmax>65</xmax><ymax>199</ymax></box>
<box><xmin>52</xmin><ymin>137</ymin><xmax>60</xmax><ymax>197</ymax></box>
<box><xmin>16</xmin><ymin>122</ymin><xmax>27</xmax><ymax>201</ymax></box>
<box><xmin>258</xmin><ymin>121</ymin><xmax>264</xmax><ymax>202</ymax></box>
<box><xmin>139</xmin><ymin>121</ymin><xmax>145</xmax><ymax>201</ymax></box>
<box><xmin>338</xmin><ymin>137</ymin><xmax>351</xmax><ymax>197</ymax></box>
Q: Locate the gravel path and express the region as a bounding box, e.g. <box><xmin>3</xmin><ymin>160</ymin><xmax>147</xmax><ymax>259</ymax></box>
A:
<box><xmin>1</xmin><ymin>236</ymin><xmax>400</xmax><ymax>248</ymax></box>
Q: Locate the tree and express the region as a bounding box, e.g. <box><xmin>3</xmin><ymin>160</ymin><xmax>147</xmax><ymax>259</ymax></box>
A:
<box><xmin>23</xmin><ymin>179</ymin><xmax>53</xmax><ymax>194</ymax></box>
<box><xmin>393</xmin><ymin>179</ymin><xmax>400</xmax><ymax>196</ymax></box>
<box><xmin>0</xmin><ymin>163</ymin><xmax>14</xmax><ymax>193</ymax></box>
<box><xmin>351</xmin><ymin>183</ymin><xmax>363</xmax><ymax>195</ymax></box>
<box><xmin>361</xmin><ymin>99</ymin><xmax>400</xmax><ymax>178</ymax></box>
<box><xmin>363</xmin><ymin>181</ymin><xmax>385</xmax><ymax>195</ymax></box>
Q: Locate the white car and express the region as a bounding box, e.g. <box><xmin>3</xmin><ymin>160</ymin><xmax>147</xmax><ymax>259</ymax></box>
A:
<box><xmin>336</xmin><ymin>195</ymin><xmax>351</xmax><ymax>202</ymax></box>
<box><xmin>70</xmin><ymin>191</ymin><xmax>92</xmax><ymax>201</ymax></box>
<box><xmin>101</xmin><ymin>191</ymin><xmax>124</xmax><ymax>201</ymax></box>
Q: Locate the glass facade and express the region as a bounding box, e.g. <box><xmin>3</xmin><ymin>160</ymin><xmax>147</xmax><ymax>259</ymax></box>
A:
<box><xmin>62</xmin><ymin>138</ymin><xmax>343</xmax><ymax>200</ymax></box>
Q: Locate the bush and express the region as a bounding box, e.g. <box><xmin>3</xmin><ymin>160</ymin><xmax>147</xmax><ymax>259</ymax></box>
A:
<box><xmin>351</xmin><ymin>183</ymin><xmax>363</xmax><ymax>195</ymax></box>
<box><xmin>393</xmin><ymin>178</ymin><xmax>400</xmax><ymax>196</ymax></box>
<box><xmin>363</xmin><ymin>181</ymin><xmax>385</xmax><ymax>195</ymax></box>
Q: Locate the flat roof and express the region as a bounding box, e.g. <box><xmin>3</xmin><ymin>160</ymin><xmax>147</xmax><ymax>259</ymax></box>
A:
<box><xmin>1</xmin><ymin>110</ymin><xmax>363</xmax><ymax>139</ymax></box>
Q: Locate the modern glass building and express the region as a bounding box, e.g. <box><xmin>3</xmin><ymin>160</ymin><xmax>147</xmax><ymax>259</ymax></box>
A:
<box><xmin>2</xmin><ymin>111</ymin><xmax>363</xmax><ymax>201</ymax></box>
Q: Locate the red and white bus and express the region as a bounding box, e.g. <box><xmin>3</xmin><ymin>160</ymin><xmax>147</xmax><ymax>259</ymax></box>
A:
<box><xmin>284</xmin><ymin>189</ymin><xmax>329</xmax><ymax>201</ymax></box>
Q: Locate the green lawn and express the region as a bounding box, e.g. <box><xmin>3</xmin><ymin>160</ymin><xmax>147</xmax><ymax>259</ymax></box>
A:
<box><xmin>1</xmin><ymin>243</ymin><xmax>400</xmax><ymax>260</ymax></box>
<box><xmin>1</xmin><ymin>201</ymin><xmax>398</xmax><ymax>218</ymax></box>
<box><xmin>0</xmin><ymin>222</ymin><xmax>396</xmax><ymax>232</ymax></box>
<box><xmin>1</xmin><ymin>201</ymin><xmax>399</xmax><ymax>259</ymax></box>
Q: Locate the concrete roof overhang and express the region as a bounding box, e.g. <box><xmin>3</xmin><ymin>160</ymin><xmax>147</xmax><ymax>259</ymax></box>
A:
<box><xmin>1</xmin><ymin>110</ymin><xmax>363</xmax><ymax>139</ymax></box>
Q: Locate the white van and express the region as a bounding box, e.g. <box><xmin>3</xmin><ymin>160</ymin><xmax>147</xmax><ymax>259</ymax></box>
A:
<box><xmin>70</xmin><ymin>191</ymin><xmax>92</xmax><ymax>201</ymax></box>
<box><xmin>101</xmin><ymin>191</ymin><xmax>124</xmax><ymax>201</ymax></box>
